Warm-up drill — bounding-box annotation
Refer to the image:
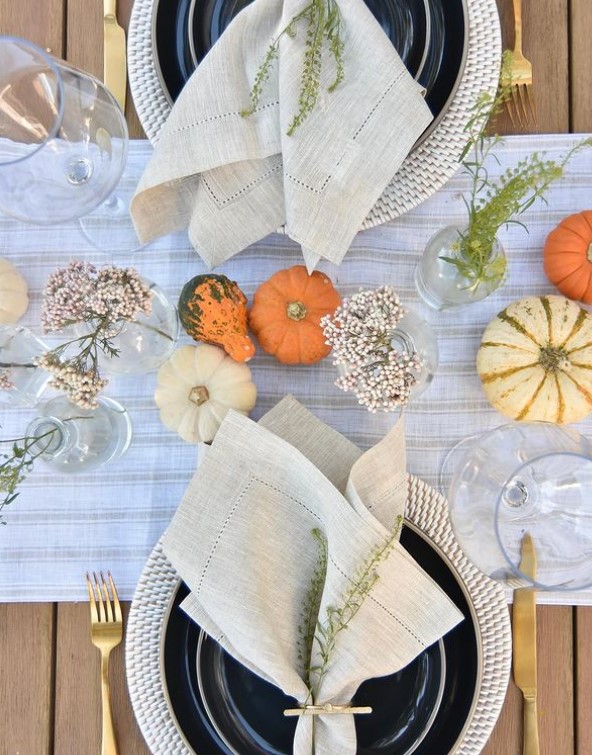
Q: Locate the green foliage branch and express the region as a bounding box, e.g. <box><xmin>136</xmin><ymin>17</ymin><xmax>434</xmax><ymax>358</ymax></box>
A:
<box><xmin>298</xmin><ymin>515</ymin><xmax>404</xmax><ymax>703</ymax></box>
<box><xmin>446</xmin><ymin>52</ymin><xmax>592</xmax><ymax>289</ymax></box>
<box><xmin>241</xmin><ymin>0</ymin><xmax>344</xmax><ymax>135</ymax></box>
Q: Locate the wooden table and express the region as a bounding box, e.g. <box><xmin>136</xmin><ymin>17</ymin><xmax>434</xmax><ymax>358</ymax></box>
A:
<box><xmin>0</xmin><ymin>1</ymin><xmax>591</xmax><ymax>753</ymax></box>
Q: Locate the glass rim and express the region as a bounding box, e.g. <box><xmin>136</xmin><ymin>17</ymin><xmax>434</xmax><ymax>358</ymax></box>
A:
<box><xmin>493</xmin><ymin>448</ymin><xmax>592</xmax><ymax>592</ymax></box>
<box><xmin>0</xmin><ymin>35</ymin><xmax>65</xmax><ymax>167</ymax></box>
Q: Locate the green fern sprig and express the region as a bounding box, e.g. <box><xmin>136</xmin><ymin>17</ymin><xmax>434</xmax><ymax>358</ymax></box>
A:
<box><xmin>306</xmin><ymin>514</ymin><xmax>404</xmax><ymax>700</ymax></box>
<box><xmin>241</xmin><ymin>0</ymin><xmax>345</xmax><ymax>135</ymax></box>
<box><xmin>297</xmin><ymin>527</ymin><xmax>328</xmax><ymax>688</ymax></box>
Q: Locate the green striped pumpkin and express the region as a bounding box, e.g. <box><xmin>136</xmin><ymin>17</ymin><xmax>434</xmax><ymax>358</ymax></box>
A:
<box><xmin>476</xmin><ymin>295</ymin><xmax>592</xmax><ymax>424</ymax></box>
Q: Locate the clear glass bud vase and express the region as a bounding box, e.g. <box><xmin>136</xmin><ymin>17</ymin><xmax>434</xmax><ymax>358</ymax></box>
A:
<box><xmin>74</xmin><ymin>280</ymin><xmax>179</xmax><ymax>375</ymax></box>
<box><xmin>337</xmin><ymin>307</ymin><xmax>438</xmax><ymax>412</ymax></box>
<box><xmin>389</xmin><ymin>309</ymin><xmax>439</xmax><ymax>399</ymax></box>
<box><xmin>414</xmin><ymin>225</ymin><xmax>506</xmax><ymax>310</ymax></box>
<box><xmin>103</xmin><ymin>282</ymin><xmax>179</xmax><ymax>374</ymax></box>
<box><xmin>0</xmin><ymin>325</ymin><xmax>50</xmax><ymax>406</ymax></box>
<box><xmin>26</xmin><ymin>396</ymin><xmax>132</xmax><ymax>473</ymax></box>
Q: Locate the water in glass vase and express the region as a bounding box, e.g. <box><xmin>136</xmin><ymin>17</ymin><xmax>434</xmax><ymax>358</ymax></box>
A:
<box><xmin>414</xmin><ymin>225</ymin><xmax>506</xmax><ymax>310</ymax></box>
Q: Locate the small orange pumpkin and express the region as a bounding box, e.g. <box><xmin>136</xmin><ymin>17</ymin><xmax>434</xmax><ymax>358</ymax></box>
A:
<box><xmin>249</xmin><ymin>266</ymin><xmax>340</xmax><ymax>364</ymax></box>
<box><xmin>544</xmin><ymin>211</ymin><xmax>592</xmax><ymax>303</ymax></box>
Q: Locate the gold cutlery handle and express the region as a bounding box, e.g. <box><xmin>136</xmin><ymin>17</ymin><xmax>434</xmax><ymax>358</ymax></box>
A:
<box><xmin>523</xmin><ymin>695</ymin><xmax>540</xmax><ymax>755</ymax></box>
<box><xmin>100</xmin><ymin>651</ymin><xmax>118</xmax><ymax>755</ymax></box>
<box><xmin>512</xmin><ymin>0</ymin><xmax>523</xmax><ymax>53</ymax></box>
<box><xmin>104</xmin><ymin>0</ymin><xmax>117</xmax><ymax>18</ymax></box>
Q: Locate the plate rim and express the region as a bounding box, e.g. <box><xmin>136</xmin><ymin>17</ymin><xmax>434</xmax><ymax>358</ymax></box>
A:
<box><xmin>128</xmin><ymin>0</ymin><xmax>501</xmax><ymax>229</ymax></box>
<box><xmin>125</xmin><ymin>474</ymin><xmax>511</xmax><ymax>755</ymax></box>
<box><xmin>182</xmin><ymin>0</ymin><xmax>433</xmax><ymax>99</ymax></box>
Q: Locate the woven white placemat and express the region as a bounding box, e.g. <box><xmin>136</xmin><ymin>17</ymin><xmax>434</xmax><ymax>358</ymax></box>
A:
<box><xmin>127</xmin><ymin>0</ymin><xmax>502</xmax><ymax>228</ymax></box>
<box><xmin>126</xmin><ymin>475</ymin><xmax>511</xmax><ymax>755</ymax></box>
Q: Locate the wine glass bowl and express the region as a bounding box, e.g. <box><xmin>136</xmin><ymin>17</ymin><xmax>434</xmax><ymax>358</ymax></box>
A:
<box><xmin>446</xmin><ymin>422</ymin><xmax>592</xmax><ymax>591</ymax></box>
<box><xmin>0</xmin><ymin>36</ymin><xmax>128</xmax><ymax>224</ymax></box>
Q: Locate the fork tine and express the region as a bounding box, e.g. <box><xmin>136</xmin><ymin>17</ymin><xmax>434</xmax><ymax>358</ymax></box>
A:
<box><xmin>526</xmin><ymin>85</ymin><xmax>537</xmax><ymax>125</ymax></box>
<box><xmin>518</xmin><ymin>85</ymin><xmax>531</xmax><ymax>126</ymax></box>
<box><xmin>93</xmin><ymin>571</ymin><xmax>106</xmax><ymax>622</ymax></box>
<box><xmin>100</xmin><ymin>571</ymin><xmax>114</xmax><ymax>622</ymax></box>
<box><xmin>511</xmin><ymin>86</ymin><xmax>525</xmax><ymax>128</ymax></box>
<box><xmin>108</xmin><ymin>571</ymin><xmax>122</xmax><ymax>623</ymax></box>
<box><xmin>505</xmin><ymin>94</ymin><xmax>517</xmax><ymax>127</ymax></box>
<box><xmin>86</xmin><ymin>572</ymin><xmax>99</xmax><ymax>623</ymax></box>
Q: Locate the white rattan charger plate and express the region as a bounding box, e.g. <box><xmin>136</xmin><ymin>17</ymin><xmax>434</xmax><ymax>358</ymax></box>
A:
<box><xmin>127</xmin><ymin>0</ymin><xmax>501</xmax><ymax>228</ymax></box>
<box><xmin>126</xmin><ymin>475</ymin><xmax>511</xmax><ymax>755</ymax></box>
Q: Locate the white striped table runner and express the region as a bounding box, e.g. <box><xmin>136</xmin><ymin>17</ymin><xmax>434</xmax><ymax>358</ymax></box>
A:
<box><xmin>0</xmin><ymin>135</ymin><xmax>590</xmax><ymax>604</ymax></box>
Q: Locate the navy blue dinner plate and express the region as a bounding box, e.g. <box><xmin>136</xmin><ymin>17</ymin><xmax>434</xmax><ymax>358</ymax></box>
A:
<box><xmin>153</xmin><ymin>0</ymin><xmax>467</xmax><ymax>129</ymax></box>
<box><xmin>162</xmin><ymin>524</ymin><xmax>479</xmax><ymax>754</ymax></box>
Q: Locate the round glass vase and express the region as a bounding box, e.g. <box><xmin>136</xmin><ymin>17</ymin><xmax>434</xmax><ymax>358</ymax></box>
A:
<box><xmin>392</xmin><ymin>309</ymin><xmax>439</xmax><ymax>399</ymax></box>
<box><xmin>337</xmin><ymin>308</ymin><xmax>439</xmax><ymax>410</ymax></box>
<box><xmin>0</xmin><ymin>324</ymin><xmax>50</xmax><ymax>407</ymax></box>
<box><xmin>74</xmin><ymin>281</ymin><xmax>179</xmax><ymax>375</ymax></box>
<box><xmin>414</xmin><ymin>225</ymin><xmax>506</xmax><ymax>310</ymax></box>
<box><xmin>26</xmin><ymin>395</ymin><xmax>132</xmax><ymax>473</ymax></box>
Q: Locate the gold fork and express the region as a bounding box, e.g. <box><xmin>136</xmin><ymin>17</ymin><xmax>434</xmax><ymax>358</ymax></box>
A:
<box><xmin>87</xmin><ymin>571</ymin><xmax>123</xmax><ymax>755</ymax></box>
<box><xmin>503</xmin><ymin>0</ymin><xmax>536</xmax><ymax>127</ymax></box>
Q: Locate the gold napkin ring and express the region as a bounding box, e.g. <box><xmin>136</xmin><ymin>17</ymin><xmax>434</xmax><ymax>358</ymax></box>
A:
<box><xmin>283</xmin><ymin>703</ymin><xmax>373</xmax><ymax>717</ymax></box>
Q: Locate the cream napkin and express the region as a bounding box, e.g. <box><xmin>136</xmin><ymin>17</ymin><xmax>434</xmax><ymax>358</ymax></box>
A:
<box><xmin>162</xmin><ymin>397</ymin><xmax>462</xmax><ymax>755</ymax></box>
<box><xmin>131</xmin><ymin>0</ymin><xmax>433</xmax><ymax>270</ymax></box>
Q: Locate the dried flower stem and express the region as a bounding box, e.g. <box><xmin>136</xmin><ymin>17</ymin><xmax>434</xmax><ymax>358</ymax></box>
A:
<box><xmin>39</xmin><ymin>262</ymin><xmax>154</xmax><ymax>408</ymax></box>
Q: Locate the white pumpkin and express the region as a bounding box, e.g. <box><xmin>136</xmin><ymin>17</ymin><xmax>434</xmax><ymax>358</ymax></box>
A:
<box><xmin>476</xmin><ymin>295</ymin><xmax>592</xmax><ymax>424</ymax></box>
<box><xmin>155</xmin><ymin>344</ymin><xmax>257</xmax><ymax>443</ymax></box>
<box><xmin>0</xmin><ymin>258</ymin><xmax>28</xmax><ymax>324</ymax></box>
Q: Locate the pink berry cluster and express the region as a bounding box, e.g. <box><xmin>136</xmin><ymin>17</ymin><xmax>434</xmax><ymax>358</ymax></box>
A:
<box><xmin>321</xmin><ymin>286</ymin><xmax>422</xmax><ymax>413</ymax></box>
<box><xmin>38</xmin><ymin>261</ymin><xmax>153</xmax><ymax>408</ymax></box>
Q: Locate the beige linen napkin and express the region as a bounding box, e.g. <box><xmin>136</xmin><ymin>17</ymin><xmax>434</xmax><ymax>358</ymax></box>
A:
<box><xmin>162</xmin><ymin>396</ymin><xmax>462</xmax><ymax>755</ymax></box>
<box><xmin>131</xmin><ymin>0</ymin><xmax>433</xmax><ymax>270</ymax></box>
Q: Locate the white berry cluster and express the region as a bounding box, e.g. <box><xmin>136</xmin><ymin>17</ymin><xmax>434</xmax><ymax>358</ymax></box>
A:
<box><xmin>41</xmin><ymin>261</ymin><xmax>152</xmax><ymax>332</ymax></box>
<box><xmin>321</xmin><ymin>286</ymin><xmax>422</xmax><ymax>413</ymax></box>
<box><xmin>38</xmin><ymin>261</ymin><xmax>153</xmax><ymax>409</ymax></box>
<box><xmin>0</xmin><ymin>369</ymin><xmax>13</xmax><ymax>391</ymax></box>
<box><xmin>37</xmin><ymin>353</ymin><xmax>108</xmax><ymax>409</ymax></box>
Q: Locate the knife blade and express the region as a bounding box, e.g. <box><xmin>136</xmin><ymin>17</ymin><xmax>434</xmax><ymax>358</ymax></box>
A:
<box><xmin>513</xmin><ymin>533</ymin><xmax>540</xmax><ymax>755</ymax></box>
<box><xmin>104</xmin><ymin>0</ymin><xmax>127</xmax><ymax>113</ymax></box>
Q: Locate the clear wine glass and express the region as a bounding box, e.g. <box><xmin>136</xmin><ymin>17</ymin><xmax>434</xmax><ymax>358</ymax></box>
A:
<box><xmin>445</xmin><ymin>422</ymin><xmax>592</xmax><ymax>591</ymax></box>
<box><xmin>0</xmin><ymin>36</ymin><xmax>128</xmax><ymax>229</ymax></box>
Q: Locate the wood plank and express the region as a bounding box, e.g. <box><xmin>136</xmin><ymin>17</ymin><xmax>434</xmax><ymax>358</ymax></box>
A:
<box><xmin>570</xmin><ymin>0</ymin><xmax>592</xmax><ymax>133</ymax></box>
<box><xmin>482</xmin><ymin>605</ymin><xmax>574</xmax><ymax>754</ymax></box>
<box><xmin>0</xmin><ymin>603</ymin><xmax>55</xmax><ymax>755</ymax></box>
<box><xmin>538</xmin><ymin>606</ymin><xmax>574</xmax><ymax>753</ymax></box>
<box><xmin>481</xmin><ymin>672</ymin><xmax>522</xmax><ymax>754</ymax></box>
<box><xmin>66</xmin><ymin>0</ymin><xmax>144</xmax><ymax>138</ymax></box>
<box><xmin>495</xmin><ymin>0</ymin><xmax>569</xmax><ymax>134</ymax></box>
<box><xmin>53</xmin><ymin>601</ymin><xmax>150</xmax><ymax>754</ymax></box>
<box><xmin>576</xmin><ymin>607</ymin><xmax>592</xmax><ymax>755</ymax></box>
<box><xmin>0</xmin><ymin>0</ymin><xmax>66</xmax><ymax>57</ymax></box>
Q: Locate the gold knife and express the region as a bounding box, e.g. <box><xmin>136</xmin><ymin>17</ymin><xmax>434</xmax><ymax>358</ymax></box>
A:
<box><xmin>513</xmin><ymin>533</ymin><xmax>540</xmax><ymax>755</ymax></box>
<box><xmin>103</xmin><ymin>0</ymin><xmax>127</xmax><ymax>113</ymax></box>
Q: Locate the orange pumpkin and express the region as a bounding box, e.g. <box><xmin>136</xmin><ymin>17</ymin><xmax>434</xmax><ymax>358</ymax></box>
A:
<box><xmin>544</xmin><ymin>211</ymin><xmax>592</xmax><ymax>303</ymax></box>
<box><xmin>249</xmin><ymin>266</ymin><xmax>340</xmax><ymax>364</ymax></box>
